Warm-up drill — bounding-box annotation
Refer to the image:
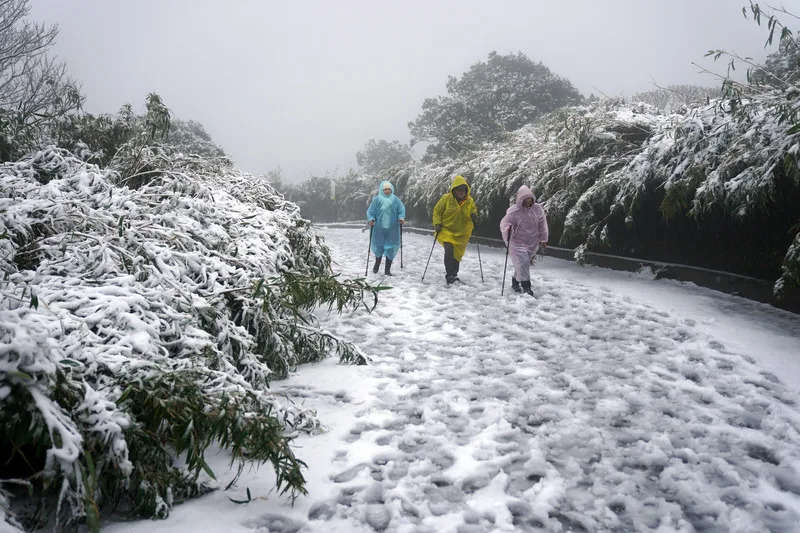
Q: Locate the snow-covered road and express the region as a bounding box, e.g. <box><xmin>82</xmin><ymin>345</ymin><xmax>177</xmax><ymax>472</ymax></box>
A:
<box><xmin>106</xmin><ymin>227</ymin><xmax>800</xmax><ymax>533</ymax></box>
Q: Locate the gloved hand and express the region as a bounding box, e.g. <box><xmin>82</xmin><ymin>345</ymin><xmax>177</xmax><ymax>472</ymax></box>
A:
<box><xmin>434</xmin><ymin>224</ymin><xmax>443</xmax><ymax>233</ymax></box>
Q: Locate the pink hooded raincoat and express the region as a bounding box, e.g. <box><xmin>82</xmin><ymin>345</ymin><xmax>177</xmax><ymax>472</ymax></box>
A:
<box><xmin>499</xmin><ymin>185</ymin><xmax>549</xmax><ymax>282</ymax></box>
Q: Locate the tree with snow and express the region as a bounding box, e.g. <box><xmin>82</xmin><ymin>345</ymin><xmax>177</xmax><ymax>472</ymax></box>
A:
<box><xmin>356</xmin><ymin>138</ymin><xmax>413</xmax><ymax>176</ymax></box>
<box><xmin>163</xmin><ymin>118</ymin><xmax>227</xmax><ymax>158</ymax></box>
<box><xmin>0</xmin><ymin>0</ymin><xmax>81</xmax><ymax>161</ymax></box>
<box><xmin>409</xmin><ymin>52</ymin><xmax>583</xmax><ymax>161</ymax></box>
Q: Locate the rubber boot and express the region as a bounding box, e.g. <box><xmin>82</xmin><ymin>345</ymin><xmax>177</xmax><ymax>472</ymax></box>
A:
<box><xmin>511</xmin><ymin>277</ymin><xmax>522</xmax><ymax>293</ymax></box>
<box><xmin>372</xmin><ymin>256</ymin><xmax>382</xmax><ymax>274</ymax></box>
<box><xmin>521</xmin><ymin>280</ymin><xmax>534</xmax><ymax>297</ymax></box>
<box><xmin>385</xmin><ymin>259</ymin><xmax>393</xmax><ymax>276</ymax></box>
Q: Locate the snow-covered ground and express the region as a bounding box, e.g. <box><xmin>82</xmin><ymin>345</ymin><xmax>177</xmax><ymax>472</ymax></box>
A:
<box><xmin>104</xmin><ymin>227</ymin><xmax>800</xmax><ymax>533</ymax></box>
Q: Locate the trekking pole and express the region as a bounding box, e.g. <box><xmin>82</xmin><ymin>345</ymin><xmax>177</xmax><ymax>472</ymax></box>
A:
<box><xmin>421</xmin><ymin>229</ymin><xmax>440</xmax><ymax>281</ymax></box>
<box><xmin>365</xmin><ymin>224</ymin><xmax>374</xmax><ymax>277</ymax></box>
<box><xmin>476</xmin><ymin>239</ymin><xmax>484</xmax><ymax>283</ymax></box>
<box><xmin>400</xmin><ymin>223</ymin><xmax>404</xmax><ymax>269</ymax></box>
<box><xmin>501</xmin><ymin>227</ymin><xmax>512</xmax><ymax>295</ymax></box>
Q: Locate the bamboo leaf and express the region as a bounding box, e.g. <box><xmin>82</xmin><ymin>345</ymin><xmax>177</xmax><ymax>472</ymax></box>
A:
<box><xmin>252</xmin><ymin>278</ymin><xmax>265</xmax><ymax>297</ymax></box>
<box><xmin>10</xmin><ymin>370</ymin><xmax>32</xmax><ymax>381</ymax></box>
<box><xmin>766</xmin><ymin>19</ymin><xmax>776</xmax><ymax>46</ymax></box>
<box><xmin>197</xmin><ymin>456</ymin><xmax>216</xmax><ymax>480</ymax></box>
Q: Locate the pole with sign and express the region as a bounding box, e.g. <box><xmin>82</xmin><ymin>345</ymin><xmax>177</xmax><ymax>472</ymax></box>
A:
<box><xmin>330</xmin><ymin>181</ymin><xmax>336</xmax><ymax>222</ymax></box>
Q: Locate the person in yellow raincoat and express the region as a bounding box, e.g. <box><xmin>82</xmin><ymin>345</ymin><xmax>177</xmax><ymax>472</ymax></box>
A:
<box><xmin>432</xmin><ymin>175</ymin><xmax>478</xmax><ymax>285</ymax></box>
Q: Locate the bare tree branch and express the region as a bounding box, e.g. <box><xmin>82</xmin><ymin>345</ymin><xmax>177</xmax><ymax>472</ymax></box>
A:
<box><xmin>0</xmin><ymin>0</ymin><xmax>60</xmax><ymax>108</ymax></box>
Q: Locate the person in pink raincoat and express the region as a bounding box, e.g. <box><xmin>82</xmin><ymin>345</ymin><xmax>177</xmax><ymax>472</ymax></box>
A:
<box><xmin>499</xmin><ymin>185</ymin><xmax>549</xmax><ymax>296</ymax></box>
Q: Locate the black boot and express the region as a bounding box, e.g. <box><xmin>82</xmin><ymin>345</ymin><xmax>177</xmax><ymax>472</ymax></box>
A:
<box><xmin>511</xmin><ymin>277</ymin><xmax>522</xmax><ymax>293</ymax></box>
<box><xmin>384</xmin><ymin>259</ymin><xmax>393</xmax><ymax>276</ymax></box>
<box><xmin>521</xmin><ymin>280</ymin><xmax>534</xmax><ymax>297</ymax></box>
<box><xmin>372</xmin><ymin>257</ymin><xmax>382</xmax><ymax>274</ymax></box>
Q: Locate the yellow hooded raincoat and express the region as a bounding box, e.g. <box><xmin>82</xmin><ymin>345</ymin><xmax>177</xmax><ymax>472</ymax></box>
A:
<box><xmin>432</xmin><ymin>175</ymin><xmax>477</xmax><ymax>261</ymax></box>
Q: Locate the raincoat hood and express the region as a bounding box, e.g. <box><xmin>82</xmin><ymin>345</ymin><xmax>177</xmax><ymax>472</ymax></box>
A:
<box><xmin>500</xmin><ymin>184</ymin><xmax>549</xmax><ymax>249</ymax></box>
<box><xmin>515</xmin><ymin>185</ymin><xmax>536</xmax><ymax>208</ymax></box>
<box><xmin>367</xmin><ymin>180</ymin><xmax>406</xmax><ymax>239</ymax></box>
<box><xmin>379</xmin><ymin>180</ymin><xmax>395</xmax><ymax>196</ymax></box>
<box><xmin>450</xmin><ymin>175</ymin><xmax>471</xmax><ymax>197</ymax></box>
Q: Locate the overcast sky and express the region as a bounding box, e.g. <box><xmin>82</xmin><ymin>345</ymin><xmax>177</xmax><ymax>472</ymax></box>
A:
<box><xmin>31</xmin><ymin>0</ymin><xmax>782</xmax><ymax>183</ymax></box>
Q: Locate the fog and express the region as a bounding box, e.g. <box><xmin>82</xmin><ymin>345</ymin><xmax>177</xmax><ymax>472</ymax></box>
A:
<box><xmin>32</xmin><ymin>0</ymin><xmax>775</xmax><ymax>182</ymax></box>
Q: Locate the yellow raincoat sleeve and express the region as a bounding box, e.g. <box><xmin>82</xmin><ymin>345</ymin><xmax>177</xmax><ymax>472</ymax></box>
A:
<box><xmin>432</xmin><ymin>195</ymin><xmax>447</xmax><ymax>227</ymax></box>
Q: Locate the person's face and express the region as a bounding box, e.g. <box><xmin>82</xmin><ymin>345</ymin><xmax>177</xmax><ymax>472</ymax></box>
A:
<box><xmin>453</xmin><ymin>186</ymin><xmax>467</xmax><ymax>200</ymax></box>
<box><xmin>383</xmin><ymin>187</ymin><xmax>392</xmax><ymax>195</ymax></box>
<box><xmin>523</xmin><ymin>198</ymin><xmax>534</xmax><ymax>208</ymax></box>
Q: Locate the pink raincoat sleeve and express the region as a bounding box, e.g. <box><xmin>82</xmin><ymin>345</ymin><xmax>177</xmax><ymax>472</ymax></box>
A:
<box><xmin>499</xmin><ymin>209</ymin><xmax>518</xmax><ymax>246</ymax></box>
<box><xmin>536</xmin><ymin>205</ymin><xmax>549</xmax><ymax>242</ymax></box>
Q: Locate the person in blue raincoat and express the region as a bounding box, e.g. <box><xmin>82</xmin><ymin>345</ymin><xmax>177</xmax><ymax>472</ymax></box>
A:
<box><xmin>367</xmin><ymin>180</ymin><xmax>406</xmax><ymax>276</ymax></box>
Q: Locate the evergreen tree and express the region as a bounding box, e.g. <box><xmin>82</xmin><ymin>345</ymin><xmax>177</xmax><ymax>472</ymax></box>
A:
<box><xmin>282</xmin><ymin>174</ymin><xmax>336</xmax><ymax>222</ymax></box>
<box><xmin>356</xmin><ymin>139</ymin><xmax>412</xmax><ymax>175</ymax></box>
<box><xmin>408</xmin><ymin>52</ymin><xmax>583</xmax><ymax>160</ymax></box>
<box><xmin>263</xmin><ymin>167</ymin><xmax>285</xmax><ymax>192</ymax></box>
<box><xmin>164</xmin><ymin>118</ymin><xmax>226</xmax><ymax>158</ymax></box>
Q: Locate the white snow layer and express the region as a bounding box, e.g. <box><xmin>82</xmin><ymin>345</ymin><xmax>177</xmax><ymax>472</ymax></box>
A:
<box><xmin>103</xmin><ymin>227</ymin><xmax>800</xmax><ymax>533</ymax></box>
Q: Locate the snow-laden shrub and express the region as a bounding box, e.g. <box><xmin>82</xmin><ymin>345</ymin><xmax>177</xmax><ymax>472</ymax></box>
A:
<box><xmin>629</xmin><ymin>84</ymin><xmax>721</xmax><ymax>112</ymax></box>
<box><xmin>571</xmin><ymin>83</ymin><xmax>800</xmax><ymax>293</ymax></box>
<box><xmin>0</xmin><ymin>147</ymin><xmax>381</xmax><ymax>531</ymax></box>
<box><xmin>396</xmin><ymin>92</ymin><xmax>798</xmax><ymax>295</ymax></box>
<box><xmin>54</xmin><ymin>109</ymin><xmax>226</xmax><ymax>170</ymax></box>
<box><xmin>399</xmin><ymin>99</ymin><xmax>667</xmax><ymax>238</ymax></box>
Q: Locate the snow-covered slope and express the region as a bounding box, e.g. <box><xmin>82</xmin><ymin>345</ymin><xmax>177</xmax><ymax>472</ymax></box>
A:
<box><xmin>104</xmin><ymin>227</ymin><xmax>800</xmax><ymax>533</ymax></box>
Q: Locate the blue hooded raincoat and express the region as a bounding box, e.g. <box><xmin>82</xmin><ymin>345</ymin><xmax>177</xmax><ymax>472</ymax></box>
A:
<box><xmin>367</xmin><ymin>181</ymin><xmax>406</xmax><ymax>260</ymax></box>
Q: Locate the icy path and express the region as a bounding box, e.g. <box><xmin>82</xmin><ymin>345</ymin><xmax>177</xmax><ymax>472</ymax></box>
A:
<box><xmin>106</xmin><ymin>227</ymin><xmax>800</xmax><ymax>533</ymax></box>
